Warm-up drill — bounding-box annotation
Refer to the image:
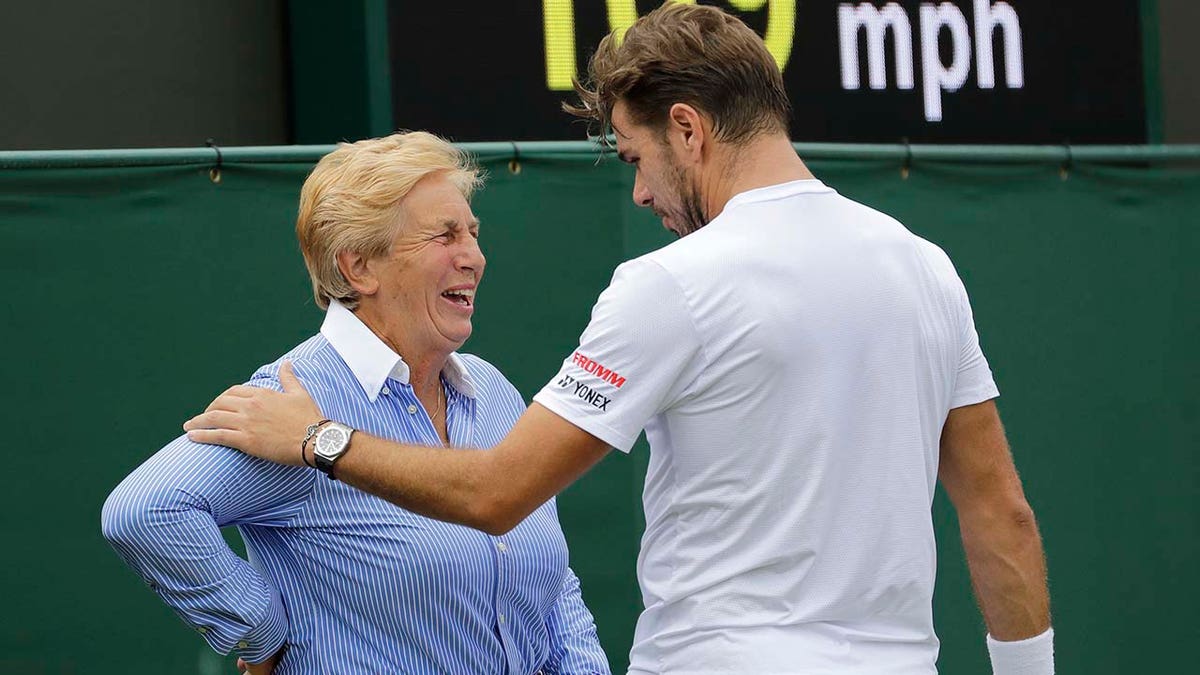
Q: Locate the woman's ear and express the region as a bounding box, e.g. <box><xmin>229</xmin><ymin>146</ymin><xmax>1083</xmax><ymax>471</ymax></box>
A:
<box><xmin>337</xmin><ymin>250</ymin><xmax>380</xmax><ymax>297</ymax></box>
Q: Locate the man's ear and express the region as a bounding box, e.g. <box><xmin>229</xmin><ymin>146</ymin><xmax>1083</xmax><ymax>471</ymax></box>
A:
<box><xmin>667</xmin><ymin>102</ymin><xmax>707</xmax><ymax>164</ymax></box>
<box><xmin>336</xmin><ymin>250</ymin><xmax>380</xmax><ymax>297</ymax></box>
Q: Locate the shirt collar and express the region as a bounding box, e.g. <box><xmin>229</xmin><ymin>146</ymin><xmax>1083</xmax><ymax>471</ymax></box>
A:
<box><xmin>320</xmin><ymin>300</ymin><xmax>477</xmax><ymax>402</ymax></box>
<box><xmin>722</xmin><ymin>178</ymin><xmax>832</xmax><ymax>212</ymax></box>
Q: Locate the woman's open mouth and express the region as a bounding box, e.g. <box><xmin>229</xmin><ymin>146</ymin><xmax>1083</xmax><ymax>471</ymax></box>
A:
<box><xmin>441</xmin><ymin>288</ymin><xmax>475</xmax><ymax>308</ymax></box>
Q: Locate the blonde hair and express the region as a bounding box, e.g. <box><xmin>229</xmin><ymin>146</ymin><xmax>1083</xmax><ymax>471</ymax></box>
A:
<box><xmin>296</xmin><ymin>131</ymin><xmax>481</xmax><ymax>310</ymax></box>
<box><xmin>566</xmin><ymin>2</ymin><xmax>791</xmax><ymax>145</ymax></box>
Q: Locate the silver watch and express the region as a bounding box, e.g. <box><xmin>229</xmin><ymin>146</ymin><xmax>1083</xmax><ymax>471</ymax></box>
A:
<box><xmin>312</xmin><ymin>422</ymin><xmax>355</xmax><ymax>478</ymax></box>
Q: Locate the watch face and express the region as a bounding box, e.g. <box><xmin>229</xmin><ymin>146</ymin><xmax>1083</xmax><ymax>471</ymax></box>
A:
<box><xmin>317</xmin><ymin>427</ymin><xmax>348</xmax><ymax>456</ymax></box>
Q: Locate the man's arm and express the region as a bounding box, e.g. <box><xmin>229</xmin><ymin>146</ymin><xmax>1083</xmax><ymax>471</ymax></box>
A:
<box><xmin>185</xmin><ymin>362</ymin><xmax>612</xmax><ymax>535</ymax></box>
<box><xmin>938</xmin><ymin>399</ymin><xmax>1051</xmax><ymax>639</ymax></box>
<box><xmin>336</xmin><ymin>402</ymin><xmax>611</xmax><ymax>534</ymax></box>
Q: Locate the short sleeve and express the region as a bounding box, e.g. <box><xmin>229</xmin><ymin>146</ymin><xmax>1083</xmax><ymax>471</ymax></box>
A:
<box><xmin>533</xmin><ymin>258</ymin><xmax>704</xmax><ymax>452</ymax></box>
<box><xmin>949</xmin><ymin>275</ymin><xmax>1000</xmax><ymax>408</ymax></box>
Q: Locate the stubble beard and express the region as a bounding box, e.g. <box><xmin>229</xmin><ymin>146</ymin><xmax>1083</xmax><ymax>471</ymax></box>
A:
<box><xmin>668</xmin><ymin>159</ymin><xmax>708</xmax><ymax>238</ymax></box>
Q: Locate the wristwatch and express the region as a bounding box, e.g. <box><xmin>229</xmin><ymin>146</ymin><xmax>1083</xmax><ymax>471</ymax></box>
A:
<box><xmin>312</xmin><ymin>422</ymin><xmax>355</xmax><ymax>478</ymax></box>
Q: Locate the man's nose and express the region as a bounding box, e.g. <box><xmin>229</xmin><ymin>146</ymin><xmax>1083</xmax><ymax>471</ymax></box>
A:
<box><xmin>632</xmin><ymin>174</ymin><xmax>653</xmax><ymax>208</ymax></box>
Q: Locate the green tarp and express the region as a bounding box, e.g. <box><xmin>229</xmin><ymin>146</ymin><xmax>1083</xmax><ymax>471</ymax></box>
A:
<box><xmin>1</xmin><ymin>144</ymin><xmax>1196</xmax><ymax>673</ymax></box>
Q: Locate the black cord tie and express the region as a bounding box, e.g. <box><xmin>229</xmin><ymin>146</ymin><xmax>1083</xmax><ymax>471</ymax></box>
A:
<box><xmin>508</xmin><ymin>141</ymin><xmax>522</xmax><ymax>175</ymax></box>
<box><xmin>206</xmin><ymin>138</ymin><xmax>223</xmax><ymax>184</ymax></box>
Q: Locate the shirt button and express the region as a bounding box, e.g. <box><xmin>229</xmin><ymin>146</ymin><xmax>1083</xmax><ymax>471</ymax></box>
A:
<box><xmin>496</xmin><ymin>542</ymin><xmax>507</xmax><ymax>552</ymax></box>
<box><xmin>380</xmin><ymin>387</ymin><xmax>390</xmax><ymax>396</ymax></box>
<box><xmin>407</xmin><ymin>404</ymin><xmax>418</xmax><ymax>414</ymax></box>
<box><xmin>197</xmin><ymin>627</ymin><xmax>208</xmax><ymax>635</ymax></box>
<box><xmin>498</xmin><ymin>614</ymin><xmax>505</xmax><ymax>624</ymax></box>
<box><xmin>237</xmin><ymin>640</ymin><xmax>249</xmax><ymax>649</ymax></box>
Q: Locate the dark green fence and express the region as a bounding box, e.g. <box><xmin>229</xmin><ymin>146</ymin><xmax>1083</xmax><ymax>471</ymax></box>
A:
<box><xmin>1</xmin><ymin>142</ymin><xmax>1196</xmax><ymax>673</ymax></box>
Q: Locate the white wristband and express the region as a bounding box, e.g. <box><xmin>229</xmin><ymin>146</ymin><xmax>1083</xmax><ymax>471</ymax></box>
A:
<box><xmin>986</xmin><ymin>627</ymin><xmax>1054</xmax><ymax>675</ymax></box>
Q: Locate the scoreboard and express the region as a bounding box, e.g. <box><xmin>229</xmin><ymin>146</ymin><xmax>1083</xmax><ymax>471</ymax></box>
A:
<box><xmin>384</xmin><ymin>1</ymin><xmax>1149</xmax><ymax>143</ymax></box>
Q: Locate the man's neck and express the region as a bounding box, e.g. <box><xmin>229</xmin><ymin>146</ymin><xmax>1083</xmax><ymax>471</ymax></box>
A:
<box><xmin>701</xmin><ymin>134</ymin><xmax>814</xmax><ymax>222</ymax></box>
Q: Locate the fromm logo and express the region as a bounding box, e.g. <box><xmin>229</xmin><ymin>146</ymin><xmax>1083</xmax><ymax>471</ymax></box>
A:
<box><xmin>572</xmin><ymin>352</ymin><xmax>626</xmax><ymax>388</ymax></box>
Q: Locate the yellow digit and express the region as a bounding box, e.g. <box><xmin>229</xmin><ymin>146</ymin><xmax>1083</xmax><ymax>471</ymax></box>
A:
<box><xmin>607</xmin><ymin>0</ymin><xmax>637</xmax><ymax>45</ymax></box>
<box><xmin>609</xmin><ymin>0</ymin><xmax>695</xmax><ymax>46</ymax></box>
<box><xmin>556</xmin><ymin>0</ymin><xmax>795</xmax><ymax>92</ymax></box>
<box><xmin>727</xmin><ymin>0</ymin><xmax>795</xmax><ymax>71</ymax></box>
<box><xmin>544</xmin><ymin>0</ymin><xmax>577</xmax><ymax>90</ymax></box>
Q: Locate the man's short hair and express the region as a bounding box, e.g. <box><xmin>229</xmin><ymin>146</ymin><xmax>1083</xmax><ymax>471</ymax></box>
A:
<box><xmin>296</xmin><ymin>131</ymin><xmax>481</xmax><ymax>310</ymax></box>
<box><xmin>566</xmin><ymin>2</ymin><xmax>791</xmax><ymax>144</ymax></box>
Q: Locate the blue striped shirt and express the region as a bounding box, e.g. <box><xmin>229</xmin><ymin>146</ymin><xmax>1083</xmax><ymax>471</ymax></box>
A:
<box><xmin>101</xmin><ymin>301</ymin><xmax>609</xmax><ymax>674</ymax></box>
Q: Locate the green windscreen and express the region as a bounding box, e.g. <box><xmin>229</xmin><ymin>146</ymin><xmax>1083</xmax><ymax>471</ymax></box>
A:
<box><xmin>0</xmin><ymin>144</ymin><xmax>1195</xmax><ymax>673</ymax></box>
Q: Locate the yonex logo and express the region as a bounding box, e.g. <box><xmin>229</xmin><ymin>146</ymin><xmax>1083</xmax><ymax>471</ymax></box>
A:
<box><xmin>554</xmin><ymin>373</ymin><xmax>611</xmax><ymax>412</ymax></box>
<box><xmin>571</xmin><ymin>352</ymin><xmax>626</xmax><ymax>388</ymax></box>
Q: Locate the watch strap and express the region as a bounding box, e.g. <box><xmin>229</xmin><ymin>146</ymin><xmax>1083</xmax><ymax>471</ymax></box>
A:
<box><xmin>301</xmin><ymin>419</ymin><xmax>331</xmax><ymax>468</ymax></box>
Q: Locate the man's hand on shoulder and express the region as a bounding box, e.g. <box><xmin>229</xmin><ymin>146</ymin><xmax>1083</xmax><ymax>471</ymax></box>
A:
<box><xmin>184</xmin><ymin>360</ymin><xmax>323</xmax><ymax>466</ymax></box>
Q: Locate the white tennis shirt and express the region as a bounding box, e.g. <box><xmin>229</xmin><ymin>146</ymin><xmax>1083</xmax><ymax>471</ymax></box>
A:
<box><xmin>534</xmin><ymin>179</ymin><xmax>999</xmax><ymax>674</ymax></box>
